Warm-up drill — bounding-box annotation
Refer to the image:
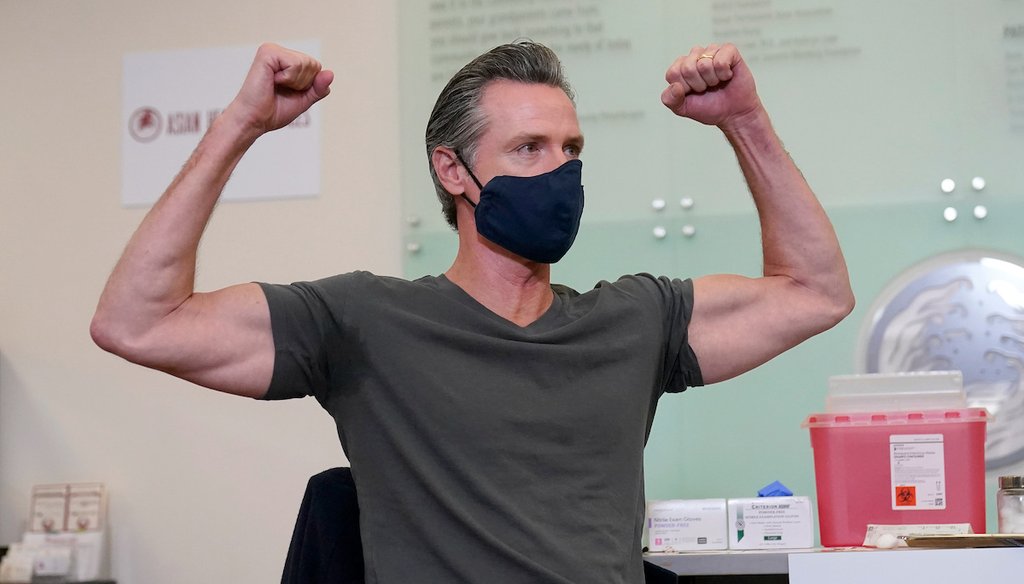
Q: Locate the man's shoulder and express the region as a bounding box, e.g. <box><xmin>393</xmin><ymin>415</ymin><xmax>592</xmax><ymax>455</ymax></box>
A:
<box><xmin>296</xmin><ymin>270</ymin><xmax>440</xmax><ymax>292</ymax></box>
<box><xmin>550</xmin><ymin>273</ymin><xmax>689</xmax><ymax>314</ymax></box>
<box><xmin>260</xmin><ymin>271</ymin><xmax>446</xmax><ymax>311</ymax></box>
<box><xmin>588</xmin><ymin>273</ymin><xmax>691</xmax><ymax>295</ymax></box>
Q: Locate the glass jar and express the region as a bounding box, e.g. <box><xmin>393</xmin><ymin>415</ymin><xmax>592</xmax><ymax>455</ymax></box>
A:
<box><xmin>997</xmin><ymin>475</ymin><xmax>1024</xmax><ymax>533</ymax></box>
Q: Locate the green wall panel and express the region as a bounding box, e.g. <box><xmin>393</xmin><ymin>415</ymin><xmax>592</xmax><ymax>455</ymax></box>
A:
<box><xmin>399</xmin><ymin>0</ymin><xmax>1024</xmax><ymax>540</ymax></box>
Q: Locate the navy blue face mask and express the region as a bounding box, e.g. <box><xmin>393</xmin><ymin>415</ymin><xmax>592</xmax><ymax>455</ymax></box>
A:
<box><xmin>455</xmin><ymin>152</ymin><xmax>585</xmax><ymax>264</ymax></box>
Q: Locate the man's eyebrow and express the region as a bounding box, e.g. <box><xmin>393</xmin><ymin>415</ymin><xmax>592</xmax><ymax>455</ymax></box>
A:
<box><xmin>505</xmin><ymin>132</ymin><xmax>547</xmax><ymax>145</ymax></box>
<box><xmin>504</xmin><ymin>133</ymin><xmax>586</xmax><ymax>150</ymax></box>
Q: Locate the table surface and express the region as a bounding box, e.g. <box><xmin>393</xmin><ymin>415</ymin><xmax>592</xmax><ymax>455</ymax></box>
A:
<box><xmin>645</xmin><ymin>549</ymin><xmax>806</xmax><ymax>575</ymax></box>
<box><xmin>645</xmin><ymin>546</ymin><xmax>1024</xmax><ymax>577</ymax></box>
<box><xmin>789</xmin><ymin>547</ymin><xmax>1024</xmax><ymax>584</ymax></box>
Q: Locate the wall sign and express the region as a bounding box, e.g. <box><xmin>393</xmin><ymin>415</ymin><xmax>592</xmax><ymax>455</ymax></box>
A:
<box><xmin>121</xmin><ymin>40</ymin><xmax>322</xmax><ymax>206</ymax></box>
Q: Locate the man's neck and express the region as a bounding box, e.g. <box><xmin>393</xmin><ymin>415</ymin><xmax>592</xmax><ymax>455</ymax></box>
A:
<box><xmin>445</xmin><ymin>243</ymin><xmax>553</xmax><ymax>328</ymax></box>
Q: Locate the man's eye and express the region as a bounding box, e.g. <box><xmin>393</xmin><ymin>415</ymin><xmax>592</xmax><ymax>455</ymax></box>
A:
<box><xmin>517</xmin><ymin>143</ymin><xmax>539</xmax><ymax>154</ymax></box>
<box><xmin>564</xmin><ymin>145</ymin><xmax>581</xmax><ymax>157</ymax></box>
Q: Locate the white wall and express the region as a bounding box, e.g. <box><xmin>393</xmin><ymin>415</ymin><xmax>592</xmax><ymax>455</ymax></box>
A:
<box><xmin>0</xmin><ymin>1</ymin><xmax>400</xmax><ymax>582</ymax></box>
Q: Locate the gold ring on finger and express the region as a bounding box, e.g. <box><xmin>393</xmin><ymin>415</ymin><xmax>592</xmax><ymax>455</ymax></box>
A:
<box><xmin>698</xmin><ymin>53</ymin><xmax>715</xmax><ymax>60</ymax></box>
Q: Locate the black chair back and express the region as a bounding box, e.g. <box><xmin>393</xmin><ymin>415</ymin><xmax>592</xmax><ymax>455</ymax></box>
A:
<box><xmin>282</xmin><ymin>467</ymin><xmax>677</xmax><ymax>583</ymax></box>
<box><xmin>281</xmin><ymin>467</ymin><xmax>364</xmax><ymax>584</ymax></box>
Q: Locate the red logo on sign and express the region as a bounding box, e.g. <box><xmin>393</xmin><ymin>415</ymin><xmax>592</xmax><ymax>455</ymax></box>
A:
<box><xmin>895</xmin><ymin>486</ymin><xmax>917</xmax><ymax>506</ymax></box>
<box><xmin>129</xmin><ymin>107</ymin><xmax>162</xmax><ymax>143</ymax></box>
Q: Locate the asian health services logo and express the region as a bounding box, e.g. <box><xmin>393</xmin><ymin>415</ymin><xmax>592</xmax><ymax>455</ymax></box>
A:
<box><xmin>127</xmin><ymin>106</ymin><xmax>311</xmax><ymax>143</ymax></box>
<box><xmin>127</xmin><ymin>107</ymin><xmax>204</xmax><ymax>143</ymax></box>
<box><xmin>128</xmin><ymin>107</ymin><xmax>162</xmax><ymax>143</ymax></box>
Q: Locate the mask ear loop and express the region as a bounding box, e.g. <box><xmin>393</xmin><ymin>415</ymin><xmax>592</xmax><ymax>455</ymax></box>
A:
<box><xmin>454</xmin><ymin>150</ymin><xmax>484</xmax><ymax>208</ymax></box>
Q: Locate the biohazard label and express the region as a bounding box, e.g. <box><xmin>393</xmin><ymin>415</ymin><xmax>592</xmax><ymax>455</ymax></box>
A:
<box><xmin>890</xmin><ymin>434</ymin><xmax>946</xmax><ymax>510</ymax></box>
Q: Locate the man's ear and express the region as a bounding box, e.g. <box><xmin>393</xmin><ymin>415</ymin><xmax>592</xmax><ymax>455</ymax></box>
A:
<box><xmin>432</xmin><ymin>146</ymin><xmax>465</xmax><ymax>195</ymax></box>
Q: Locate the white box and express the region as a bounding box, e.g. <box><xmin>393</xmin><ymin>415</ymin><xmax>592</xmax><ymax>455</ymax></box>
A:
<box><xmin>727</xmin><ymin>497</ymin><xmax>814</xmax><ymax>549</ymax></box>
<box><xmin>646</xmin><ymin>499</ymin><xmax>728</xmax><ymax>551</ymax></box>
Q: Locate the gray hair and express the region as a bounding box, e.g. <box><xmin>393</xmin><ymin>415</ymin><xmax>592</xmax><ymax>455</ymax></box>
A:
<box><xmin>425</xmin><ymin>40</ymin><xmax>576</xmax><ymax>230</ymax></box>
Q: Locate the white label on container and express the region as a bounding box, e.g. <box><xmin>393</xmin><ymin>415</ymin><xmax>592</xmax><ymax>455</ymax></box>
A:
<box><xmin>890</xmin><ymin>434</ymin><xmax>946</xmax><ymax>510</ymax></box>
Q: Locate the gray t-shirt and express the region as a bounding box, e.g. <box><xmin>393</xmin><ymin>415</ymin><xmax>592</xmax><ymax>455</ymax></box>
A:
<box><xmin>259</xmin><ymin>271</ymin><xmax>702</xmax><ymax>584</ymax></box>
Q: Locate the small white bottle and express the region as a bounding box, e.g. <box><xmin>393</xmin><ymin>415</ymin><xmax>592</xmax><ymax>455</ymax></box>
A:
<box><xmin>997</xmin><ymin>476</ymin><xmax>1024</xmax><ymax>534</ymax></box>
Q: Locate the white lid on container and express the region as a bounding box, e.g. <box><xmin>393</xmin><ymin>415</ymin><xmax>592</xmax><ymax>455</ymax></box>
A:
<box><xmin>825</xmin><ymin>371</ymin><xmax>966</xmax><ymax>413</ymax></box>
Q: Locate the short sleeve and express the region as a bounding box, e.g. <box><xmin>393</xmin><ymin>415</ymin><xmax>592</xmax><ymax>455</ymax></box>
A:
<box><xmin>659</xmin><ymin>276</ymin><xmax>704</xmax><ymax>392</ymax></box>
<box><xmin>613</xmin><ymin>274</ymin><xmax>703</xmax><ymax>394</ymax></box>
<box><xmin>257</xmin><ymin>279</ymin><xmax>343</xmax><ymax>401</ymax></box>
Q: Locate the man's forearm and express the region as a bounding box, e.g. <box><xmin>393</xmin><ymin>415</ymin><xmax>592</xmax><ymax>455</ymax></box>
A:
<box><xmin>93</xmin><ymin>114</ymin><xmax>261</xmax><ymax>344</ymax></box>
<box><xmin>722</xmin><ymin>107</ymin><xmax>852</xmax><ymax>304</ymax></box>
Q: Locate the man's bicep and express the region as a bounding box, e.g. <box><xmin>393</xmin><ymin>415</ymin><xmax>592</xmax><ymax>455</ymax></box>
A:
<box><xmin>145</xmin><ymin>283</ymin><xmax>276</xmax><ymax>398</ymax></box>
<box><xmin>689</xmin><ymin>274</ymin><xmax>828</xmax><ymax>385</ymax></box>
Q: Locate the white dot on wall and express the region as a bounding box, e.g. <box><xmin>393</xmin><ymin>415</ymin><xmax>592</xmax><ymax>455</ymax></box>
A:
<box><xmin>971</xmin><ymin>177</ymin><xmax>986</xmax><ymax>191</ymax></box>
<box><xmin>653</xmin><ymin>226</ymin><xmax>667</xmax><ymax>239</ymax></box>
<box><xmin>652</xmin><ymin>198</ymin><xmax>666</xmax><ymax>211</ymax></box>
<box><xmin>943</xmin><ymin>207</ymin><xmax>958</xmax><ymax>222</ymax></box>
<box><xmin>680</xmin><ymin>197</ymin><xmax>695</xmax><ymax>210</ymax></box>
<box><xmin>940</xmin><ymin>179</ymin><xmax>956</xmax><ymax>193</ymax></box>
<box><xmin>406</xmin><ymin>242</ymin><xmax>422</xmax><ymax>253</ymax></box>
<box><xmin>406</xmin><ymin>215</ymin><xmax>421</xmax><ymax>227</ymax></box>
<box><xmin>681</xmin><ymin>225</ymin><xmax>696</xmax><ymax>237</ymax></box>
<box><xmin>974</xmin><ymin>205</ymin><xmax>988</xmax><ymax>219</ymax></box>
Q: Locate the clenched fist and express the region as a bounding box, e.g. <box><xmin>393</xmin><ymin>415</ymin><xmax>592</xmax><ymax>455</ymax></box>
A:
<box><xmin>224</xmin><ymin>43</ymin><xmax>334</xmax><ymax>136</ymax></box>
<box><xmin>661</xmin><ymin>43</ymin><xmax>763</xmax><ymax>131</ymax></box>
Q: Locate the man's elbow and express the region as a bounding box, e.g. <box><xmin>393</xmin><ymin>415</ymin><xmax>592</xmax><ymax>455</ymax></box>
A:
<box><xmin>792</xmin><ymin>279</ymin><xmax>855</xmax><ymax>337</ymax></box>
<box><xmin>91</xmin><ymin>310</ymin><xmax>122</xmax><ymax>355</ymax></box>
<box><xmin>90</xmin><ymin>310</ymin><xmax>145</xmax><ymax>362</ymax></box>
<box><xmin>822</xmin><ymin>286</ymin><xmax>856</xmax><ymax>331</ymax></box>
